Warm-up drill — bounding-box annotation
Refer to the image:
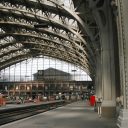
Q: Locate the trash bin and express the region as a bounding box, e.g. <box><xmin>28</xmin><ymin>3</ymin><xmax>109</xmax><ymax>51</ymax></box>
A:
<box><xmin>90</xmin><ymin>95</ymin><xmax>96</xmax><ymax>106</ymax></box>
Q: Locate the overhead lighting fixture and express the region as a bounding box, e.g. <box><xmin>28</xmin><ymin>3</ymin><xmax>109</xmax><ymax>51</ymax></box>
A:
<box><xmin>34</xmin><ymin>23</ymin><xmax>49</xmax><ymax>28</ymax></box>
<box><xmin>71</xmin><ymin>69</ymin><xmax>76</xmax><ymax>72</ymax></box>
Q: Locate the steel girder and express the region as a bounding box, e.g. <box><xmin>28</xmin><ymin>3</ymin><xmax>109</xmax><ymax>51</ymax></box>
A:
<box><xmin>0</xmin><ymin>49</ymin><xmax>90</xmax><ymax>75</ymax></box>
<box><xmin>0</xmin><ymin>0</ymin><xmax>100</xmax><ymax>77</ymax></box>
<box><xmin>72</xmin><ymin>0</ymin><xmax>101</xmax><ymax>54</ymax></box>
<box><xmin>0</xmin><ymin>37</ymin><xmax>92</xmax><ymax>73</ymax></box>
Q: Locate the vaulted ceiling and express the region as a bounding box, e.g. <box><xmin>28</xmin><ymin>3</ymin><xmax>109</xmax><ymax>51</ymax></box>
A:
<box><xmin>0</xmin><ymin>0</ymin><xmax>101</xmax><ymax>78</ymax></box>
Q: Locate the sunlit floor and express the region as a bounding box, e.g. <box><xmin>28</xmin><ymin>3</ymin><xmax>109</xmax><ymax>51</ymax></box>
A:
<box><xmin>0</xmin><ymin>101</ymin><xmax>117</xmax><ymax>128</ymax></box>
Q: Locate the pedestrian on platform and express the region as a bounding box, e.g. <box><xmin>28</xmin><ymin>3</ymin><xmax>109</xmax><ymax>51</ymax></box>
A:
<box><xmin>96</xmin><ymin>97</ymin><xmax>102</xmax><ymax>118</ymax></box>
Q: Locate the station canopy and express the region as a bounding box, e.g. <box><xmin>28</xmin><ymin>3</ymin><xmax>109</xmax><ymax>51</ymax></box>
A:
<box><xmin>0</xmin><ymin>0</ymin><xmax>100</xmax><ymax>78</ymax></box>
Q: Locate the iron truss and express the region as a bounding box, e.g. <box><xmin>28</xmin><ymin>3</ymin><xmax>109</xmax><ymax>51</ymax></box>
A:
<box><xmin>0</xmin><ymin>0</ymin><xmax>100</xmax><ymax>78</ymax></box>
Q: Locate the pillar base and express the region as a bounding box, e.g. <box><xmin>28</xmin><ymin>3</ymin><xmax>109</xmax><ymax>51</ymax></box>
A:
<box><xmin>102</xmin><ymin>106</ymin><xmax>116</xmax><ymax>118</ymax></box>
<box><xmin>117</xmin><ymin>109</ymin><xmax>128</xmax><ymax>128</ymax></box>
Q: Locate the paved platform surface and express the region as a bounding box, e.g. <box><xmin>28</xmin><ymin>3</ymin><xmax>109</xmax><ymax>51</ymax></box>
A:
<box><xmin>0</xmin><ymin>101</ymin><xmax>117</xmax><ymax>128</ymax></box>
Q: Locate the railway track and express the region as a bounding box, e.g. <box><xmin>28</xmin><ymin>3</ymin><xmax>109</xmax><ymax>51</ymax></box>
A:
<box><xmin>0</xmin><ymin>100</ymin><xmax>65</xmax><ymax>125</ymax></box>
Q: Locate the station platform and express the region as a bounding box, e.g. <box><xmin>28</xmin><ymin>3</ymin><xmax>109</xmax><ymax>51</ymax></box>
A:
<box><xmin>0</xmin><ymin>102</ymin><xmax>34</xmax><ymax>110</ymax></box>
<box><xmin>0</xmin><ymin>101</ymin><xmax>117</xmax><ymax>128</ymax></box>
<box><xmin>0</xmin><ymin>100</ymin><xmax>63</xmax><ymax>111</ymax></box>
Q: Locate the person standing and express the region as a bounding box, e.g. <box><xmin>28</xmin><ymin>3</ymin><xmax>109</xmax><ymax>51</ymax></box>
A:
<box><xmin>97</xmin><ymin>97</ymin><xmax>102</xmax><ymax>118</ymax></box>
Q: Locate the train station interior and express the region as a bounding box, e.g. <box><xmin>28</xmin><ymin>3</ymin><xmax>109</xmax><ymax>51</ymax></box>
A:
<box><xmin>0</xmin><ymin>0</ymin><xmax>128</xmax><ymax>128</ymax></box>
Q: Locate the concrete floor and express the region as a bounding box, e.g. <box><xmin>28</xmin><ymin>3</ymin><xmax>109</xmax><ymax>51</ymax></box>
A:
<box><xmin>0</xmin><ymin>101</ymin><xmax>117</xmax><ymax>128</ymax></box>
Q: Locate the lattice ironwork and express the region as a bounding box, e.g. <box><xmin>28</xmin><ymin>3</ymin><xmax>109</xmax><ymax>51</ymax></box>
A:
<box><xmin>0</xmin><ymin>0</ymin><xmax>101</xmax><ymax>77</ymax></box>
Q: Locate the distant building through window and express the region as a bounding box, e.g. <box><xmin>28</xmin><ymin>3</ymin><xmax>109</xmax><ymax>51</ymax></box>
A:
<box><xmin>0</xmin><ymin>56</ymin><xmax>92</xmax><ymax>82</ymax></box>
